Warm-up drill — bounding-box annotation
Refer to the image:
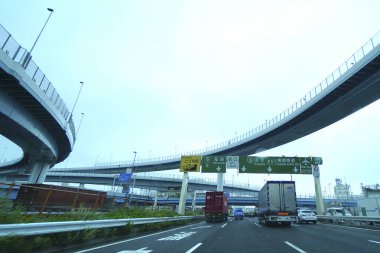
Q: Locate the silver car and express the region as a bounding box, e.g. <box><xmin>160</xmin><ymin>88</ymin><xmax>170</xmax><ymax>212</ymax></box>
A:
<box><xmin>297</xmin><ymin>209</ymin><xmax>317</xmax><ymax>224</ymax></box>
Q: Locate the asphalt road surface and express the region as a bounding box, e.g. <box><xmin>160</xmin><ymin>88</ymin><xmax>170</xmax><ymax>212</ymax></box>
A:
<box><xmin>71</xmin><ymin>218</ymin><xmax>380</xmax><ymax>253</ymax></box>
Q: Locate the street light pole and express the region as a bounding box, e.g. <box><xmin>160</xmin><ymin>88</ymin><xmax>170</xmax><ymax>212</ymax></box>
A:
<box><xmin>30</xmin><ymin>8</ymin><xmax>54</xmax><ymax>54</ymax></box>
<box><xmin>70</xmin><ymin>81</ymin><xmax>84</xmax><ymax>122</ymax></box>
<box><xmin>129</xmin><ymin>151</ymin><xmax>137</xmax><ymax>206</ymax></box>
<box><xmin>76</xmin><ymin>112</ymin><xmax>85</xmax><ymax>136</ymax></box>
<box><xmin>23</xmin><ymin>8</ymin><xmax>54</xmax><ymax>68</ymax></box>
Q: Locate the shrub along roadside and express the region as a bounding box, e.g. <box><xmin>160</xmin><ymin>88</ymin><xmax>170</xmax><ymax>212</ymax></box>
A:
<box><xmin>0</xmin><ymin>219</ymin><xmax>192</xmax><ymax>253</ymax></box>
<box><xmin>0</xmin><ymin>197</ymin><xmax>203</xmax><ymax>252</ymax></box>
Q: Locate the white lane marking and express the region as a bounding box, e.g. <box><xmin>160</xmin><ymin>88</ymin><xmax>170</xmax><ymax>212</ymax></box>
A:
<box><xmin>292</xmin><ymin>224</ymin><xmax>300</xmax><ymax>227</ymax></box>
<box><xmin>221</xmin><ymin>223</ymin><xmax>228</xmax><ymax>228</ymax></box>
<box><xmin>191</xmin><ymin>225</ymin><xmax>212</xmax><ymax>229</ymax></box>
<box><xmin>186</xmin><ymin>243</ymin><xmax>202</xmax><ymax>253</ymax></box>
<box><xmin>254</xmin><ymin>223</ymin><xmax>261</xmax><ymax>228</ymax></box>
<box><xmin>118</xmin><ymin>247</ymin><xmax>152</xmax><ymax>253</ymax></box>
<box><xmin>73</xmin><ymin>222</ymin><xmax>202</xmax><ymax>253</ymax></box>
<box><xmin>284</xmin><ymin>241</ymin><xmax>307</xmax><ymax>253</ymax></box>
<box><xmin>158</xmin><ymin>231</ymin><xmax>196</xmax><ymax>241</ymax></box>
<box><xmin>368</xmin><ymin>240</ymin><xmax>380</xmax><ymax>244</ymax></box>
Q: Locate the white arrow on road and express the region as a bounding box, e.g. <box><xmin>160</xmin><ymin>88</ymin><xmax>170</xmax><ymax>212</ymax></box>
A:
<box><xmin>118</xmin><ymin>247</ymin><xmax>152</xmax><ymax>253</ymax></box>
<box><xmin>293</xmin><ymin>167</ymin><xmax>298</xmax><ymax>173</ymax></box>
<box><xmin>241</xmin><ymin>166</ymin><xmax>246</xmax><ymax>172</ymax></box>
<box><xmin>267</xmin><ymin>166</ymin><xmax>272</xmax><ymax>172</ymax></box>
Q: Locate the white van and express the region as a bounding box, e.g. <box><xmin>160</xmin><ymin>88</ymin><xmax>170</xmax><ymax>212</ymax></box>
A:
<box><xmin>326</xmin><ymin>207</ymin><xmax>352</xmax><ymax>223</ymax></box>
<box><xmin>326</xmin><ymin>207</ymin><xmax>352</xmax><ymax>216</ymax></box>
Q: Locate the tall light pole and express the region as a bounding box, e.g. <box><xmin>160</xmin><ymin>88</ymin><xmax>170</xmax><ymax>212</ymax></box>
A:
<box><xmin>75</xmin><ymin>112</ymin><xmax>85</xmax><ymax>136</ymax></box>
<box><xmin>30</xmin><ymin>8</ymin><xmax>54</xmax><ymax>54</ymax></box>
<box><xmin>129</xmin><ymin>151</ymin><xmax>137</xmax><ymax>206</ymax></box>
<box><xmin>70</xmin><ymin>81</ymin><xmax>84</xmax><ymax>122</ymax></box>
<box><xmin>23</xmin><ymin>8</ymin><xmax>54</xmax><ymax>67</ymax></box>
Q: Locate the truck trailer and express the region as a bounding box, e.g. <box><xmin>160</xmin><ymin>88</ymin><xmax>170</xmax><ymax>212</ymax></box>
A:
<box><xmin>258</xmin><ymin>181</ymin><xmax>297</xmax><ymax>226</ymax></box>
<box><xmin>15</xmin><ymin>184</ymin><xmax>107</xmax><ymax>212</ymax></box>
<box><xmin>205</xmin><ymin>191</ymin><xmax>228</xmax><ymax>222</ymax></box>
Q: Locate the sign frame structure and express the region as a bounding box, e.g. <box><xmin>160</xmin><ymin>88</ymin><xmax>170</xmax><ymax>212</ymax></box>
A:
<box><xmin>201</xmin><ymin>156</ymin><xmax>227</xmax><ymax>173</ymax></box>
<box><xmin>180</xmin><ymin>156</ymin><xmax>201</xmax><ymax>172</ymax></box>
<box><xmin>239</xmin><ymin>156</ymin><xmax>323</xmax><ymax>174</ymax></box>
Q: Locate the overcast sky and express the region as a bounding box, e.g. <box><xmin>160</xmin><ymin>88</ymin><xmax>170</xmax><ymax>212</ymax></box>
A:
<box><xmin>1</xmin><ymin>0</ymin><xmax>380</xmax><ymax>196</ymax></box>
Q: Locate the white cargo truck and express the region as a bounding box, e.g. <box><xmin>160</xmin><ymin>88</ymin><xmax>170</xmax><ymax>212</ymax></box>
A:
<box><xmin>258</xmin><ymin>181</ymin><xmax>298</xmax><ymax>227</ymax></box>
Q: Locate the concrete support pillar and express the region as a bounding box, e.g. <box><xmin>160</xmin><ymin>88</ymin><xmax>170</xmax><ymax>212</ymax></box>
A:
<box><xmin>217</xmin><ymin>173</ymin><xmax>224</xmax><ymax>191</ymax></box>
<box><xmin>313</xmin><ymin>165</ymin><xmax>325</xmax><ymax>215</ymax></box>
<box><xmin>153</xmin><ymin>191</ymin><xmax>158</xmax><ymax>210</ymax></box>
<box><xmin>28</xmin><ymin>161</ymin><xmax>50</xmax><ymax>183</ymax></box>
<box><xmin>192</xmin><ymin>191</ymin><xmax>197</xmax><ymax>211</ymax></box>
<box><xmin>177</xmin><ymin>172</ymin><xmax>189</xmax><ymax>215</ymax></box>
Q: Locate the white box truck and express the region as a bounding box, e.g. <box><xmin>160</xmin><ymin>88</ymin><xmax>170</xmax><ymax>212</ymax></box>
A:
<box><xmin>258</xmin><ymin>181</ymin><xmax>297</xmax><ymax>227</ymax></box>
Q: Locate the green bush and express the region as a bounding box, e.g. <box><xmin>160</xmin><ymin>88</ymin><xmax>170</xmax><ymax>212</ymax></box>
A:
<box><xmin>0</xmin><ymin>236</ymin><xmax>32</xmax><ymax>253</ymax></box>
<box><xmin>0</xmin><ymin>202</ymin><xmax>199</xmax><ymax>251</ymax></box>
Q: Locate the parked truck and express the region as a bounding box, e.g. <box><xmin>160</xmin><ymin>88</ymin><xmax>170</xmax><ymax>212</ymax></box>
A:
<box><xmin>205</xmin><ymin>191</ymin><xmax>228</xmax><ymax>222</ymax></box>
<box><xmin>258</xmin><ymin>181</ymin><xmax>297</xmax><ymax>227</ymax></box>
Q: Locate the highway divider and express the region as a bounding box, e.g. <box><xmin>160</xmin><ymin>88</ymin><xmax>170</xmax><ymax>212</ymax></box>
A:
<box><xmin>0</xmin><ymin>215</ymin><xmax>204</xmax><ymax>237</ymax></box>
<box><xmin>317</xmin><ymin>215</ymin><xmax>380</xmax><ymax>229</ymax></box>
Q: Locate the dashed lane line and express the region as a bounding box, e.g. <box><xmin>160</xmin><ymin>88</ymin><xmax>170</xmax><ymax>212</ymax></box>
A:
<box><xmin>221</xmin><ymin>223</ymin><xmax>228</xmax><ymax>228</ymax></box>
<box><xmin>186</xmin><ymin>243</ymin><xmax>202</xmax><ymax>253</ymax></box>
<box><xmin>284</xmin><ymin>241</ymin><xmax>307</xmax><ymax>253</ymax></box>
<box><xmin>368</xmin><ymin>240</ymin><xmax>380</xmax><ymax>244</ymax></box>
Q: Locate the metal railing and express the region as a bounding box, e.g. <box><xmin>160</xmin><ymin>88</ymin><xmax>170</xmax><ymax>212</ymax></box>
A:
<box><xmin>317</xmin><ymin>215</ymin><xmax>380</xmax><ymax>229</ymax></box>
<box><xmin>47</xmin><ymin>171</ymin><xmax>259</xmax><ymax>190</ymax></box>
<box><xmin>0</xmin><ymin>24</ymin><xmax>75</xmax><ymax>143</ymax></box>
<box><xmin>0</xmin><ymin>215</ymin><xmax>204</xmax><ymax>237</ymax></box>
<box><xmin>96</xmin><ymin>31</ymin><xmax>380</xmax><ymax>167</ymax></box>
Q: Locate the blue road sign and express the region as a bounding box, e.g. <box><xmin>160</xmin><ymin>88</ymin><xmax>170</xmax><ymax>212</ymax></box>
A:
<box><xmin>118</xmin><ymin>173</ymin><xmax>132</xmax><ymax>183</ymax></box>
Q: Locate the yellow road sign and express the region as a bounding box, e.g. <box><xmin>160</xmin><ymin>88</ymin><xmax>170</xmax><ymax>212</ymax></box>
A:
<box><xmin>180</xmin><ymin>156</ymin><xmax>201</xmax><ymax>172</ymax></box>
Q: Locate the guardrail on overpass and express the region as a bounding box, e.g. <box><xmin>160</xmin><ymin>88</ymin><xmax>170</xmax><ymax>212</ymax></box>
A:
<box><xmin>0</xmin><ymin>24</ymin><xmax>75</xmax><ymax>143</ymax></box>
<box><xmin>93</xmin><ymin>30</ymin><xmax>380</xmax><ymax>167</ymax></box>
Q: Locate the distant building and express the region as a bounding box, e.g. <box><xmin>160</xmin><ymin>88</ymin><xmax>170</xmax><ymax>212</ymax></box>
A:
<box><xmin>355</xmin><ymin>184</ymin><xmax>380</xmax><ymax>216</ymax></box>
<box><xmin>334</xmin><ymin>178</ymin><xmax>352</xmax><ymax>199</ymax></box>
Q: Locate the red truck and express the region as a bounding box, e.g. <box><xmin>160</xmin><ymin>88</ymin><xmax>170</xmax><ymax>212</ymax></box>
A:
<box><xmin>205</xmin><ymin>191</ymin><xmax>228</xmax><ymax>222</ymax></box>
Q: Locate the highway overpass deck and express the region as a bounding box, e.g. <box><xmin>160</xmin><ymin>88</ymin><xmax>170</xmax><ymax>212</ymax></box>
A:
<box><xmin>53</xmin><ymin>31</ymin><xmax>380</xmax><ymax>174</ymax></box>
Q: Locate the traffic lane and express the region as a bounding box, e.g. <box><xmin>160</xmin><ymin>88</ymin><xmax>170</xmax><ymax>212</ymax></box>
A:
<box><xmin>72</xmin><ymin>221</ymin><xmax>225</xmax><ymax>253</ymax></box>
<box><xmin>288</xmin><ymin>222</ymin><xmax>380</xmax><ymax>253</ymax></box>
<box><xmin>195</xmin><ymin>217</ymin><xmax>298</xmax><ymax>253</ymax></box>
<box><xmin>195</xmin><ymin>218</ymin><xmax>380</xmax><ymax>253</ymax></box>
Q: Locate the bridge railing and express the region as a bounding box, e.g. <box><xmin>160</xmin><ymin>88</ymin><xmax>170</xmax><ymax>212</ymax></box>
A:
<box><xmin>96</xmin><ymin>30</ymin><xmax>380</xmax><ymax>167</ymax></box>
<box><xmin>46</xmin><ymin>171</ymin><xmax>258</xmax><ymax>190</ymax></box>
<box><xmin>0</xmin><ymin>24</ymin><xmax>75</xmax><ymax>144</ymax></box>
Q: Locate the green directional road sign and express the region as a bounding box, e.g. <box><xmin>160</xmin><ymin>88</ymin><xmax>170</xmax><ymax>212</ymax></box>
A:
<box><xmin>201</xmin><ymin>156</ymin><xmax>226</xmax><ymax>173</ymax></box>
<box><xmin>238</xmin><ymin>156</ymin><xmax>323</xmax><ymax>174</ymax></box>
